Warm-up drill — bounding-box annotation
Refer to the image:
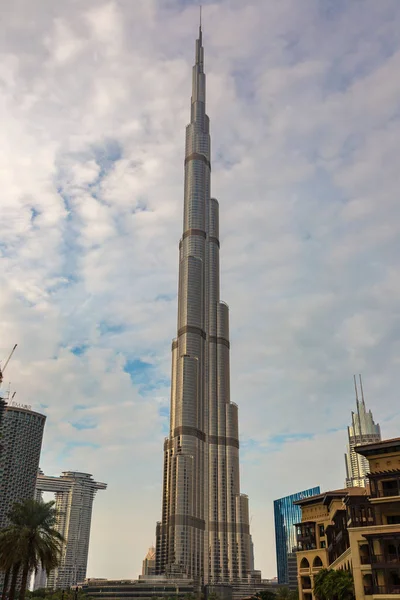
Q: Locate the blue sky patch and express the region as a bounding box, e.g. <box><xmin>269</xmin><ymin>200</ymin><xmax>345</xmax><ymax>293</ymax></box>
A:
<box><xmin>71</xmin><ymin>421</ymin><xmax>97</xmax><ymax>430</ymax></box>
<box><xmin>71</xmin><ymin>344</ymin><xmax>88</xmax><ymax>356</ymax></box>
<box><xmin>270</xmin><ymin>432</ymin><xmax>315</xmax><ymax>445</ymax></box>
<box><xmin>155</xmin><ymin>293</ymin><xmax>175</xmax><ymax>302</ymax></box>
<box><xmin>124</xmin><ymin>358</ymin><xmax>169</xmax><ymax>395</ymax></box>
<box><xmin>124</xmin><ymin>358</ymin><xmax>153</xmax><ymax>384</ymax></box>
<box><xmin>99</xmin><ymin>321</ymin><xmax>125</xmax><ymax>336</ymax></box>
<box><xmin>158</xmin><ymin>406</ymin><xmax>169</xmax><ymax>418</ymax></box>
<box><xmin>31</xmin><ymin>207</ymin><xmax>40</xmax><ymax>222</ymax></box>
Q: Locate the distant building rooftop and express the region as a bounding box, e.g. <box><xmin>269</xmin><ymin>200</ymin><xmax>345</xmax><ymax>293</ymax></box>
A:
<box><xmin>81</xmin><ymin>577</ymin><xmax>195</xmax><ymax>600</ymax></box>
<box><xmin>355</xmin><ymin>437</ymin><xmax>400</xmax><ymax>457</ymax></box>
<box><xmin>293</xmin><ymin>487</ymin><xmax>366</xmax><ymax>507</ymax></box>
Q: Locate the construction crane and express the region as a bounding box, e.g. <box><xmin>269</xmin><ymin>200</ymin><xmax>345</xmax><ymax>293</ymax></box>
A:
<box><xmin>0</xmin><ymin>344</ymin><xmax>17</xmax><ymax>387</ymax></box>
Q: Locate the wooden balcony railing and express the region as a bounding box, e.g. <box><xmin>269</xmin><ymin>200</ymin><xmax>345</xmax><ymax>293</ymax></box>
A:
<box><xmin>377</xmin><ymin>487</ymin><xmax>400</xmax><ymax>498</ymax></box>
<box><xmin>371</xmin><ymin>553</ymin><xmax>400</xmax><ymax>565</ymax></box>
<box><xmin>367</xmin><ymin>585</ymin><xmax>400</xmax><ymax>594</ymax></box>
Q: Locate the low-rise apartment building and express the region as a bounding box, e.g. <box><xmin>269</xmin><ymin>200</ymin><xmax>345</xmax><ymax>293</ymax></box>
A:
<box><xmin>295</xmin><ymin>488</ymin><xmax>365</xmax><ymax>598</ymax></box>
<box><xmin>348</xmin><ymin>437</ymin><xmax>400</xmax><ymax>598</ymax></box>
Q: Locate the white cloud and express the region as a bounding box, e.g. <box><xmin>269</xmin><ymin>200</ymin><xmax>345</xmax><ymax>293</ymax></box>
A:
<box><xmin>1</xmin><ymin>0</ymin><xmax>400</xmax><ymax>581</ymax></box>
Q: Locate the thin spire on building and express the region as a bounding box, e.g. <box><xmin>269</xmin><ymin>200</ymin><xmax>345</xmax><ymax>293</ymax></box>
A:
<box><xmin>353</xmin><ymin>374</ymin><xmax>359</xmax><ymax>404</ymax></box>
<box><xmin>359</xmin><ymin>373</ymin><xmax>366</xmax><ymax>406</ymax></box>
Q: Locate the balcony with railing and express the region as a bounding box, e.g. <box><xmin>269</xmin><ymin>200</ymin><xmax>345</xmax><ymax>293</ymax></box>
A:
<box><xmin>377</xmin><ymin>486</ymin><xmax>400</xmax><ymax>498</ymax></box>
<box><xmin>345</xmin><ymin>496</ymin><xmax>375</xmax><ymax>527</ymax></box>
<box><xmin>296</xmin><ymin>522</ymin><xmax>317</xmax><ymax>551</ymax></box>
<box><xmin>368</xmin><ymin>472</ymin><xmax>400</xmax><ymax>500</ymax></box>
<box><xmin>370</xmin><ymin>553</ymin><xmax>400</xmax><ymax>566</ymax></box>
<box><xmin>364</xmin><ymin>584</ymin><xmax>400</xmax><ymax>595</ymax></box>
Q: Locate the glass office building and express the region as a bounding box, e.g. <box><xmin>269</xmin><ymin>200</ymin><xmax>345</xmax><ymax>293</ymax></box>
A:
<box><xmin>274</xmin><ymin>487</ymin><xmax>320</xmax><ymax>587</ymax></box>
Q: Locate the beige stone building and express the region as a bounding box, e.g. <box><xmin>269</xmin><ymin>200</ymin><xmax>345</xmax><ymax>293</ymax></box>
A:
<box><xmin>349</xmin><ymin>438</ymin><xmax>400</xmax><ymax>598</ymax></box>
<box><xmin>295</xmin><ymin>437</ymin><xmax>400</xmax><ymax>600</ymax></box>
<box><xmin>295</xmin><ymin>488</ymin><xmax>366</xmax><ymax>599</ymax></box>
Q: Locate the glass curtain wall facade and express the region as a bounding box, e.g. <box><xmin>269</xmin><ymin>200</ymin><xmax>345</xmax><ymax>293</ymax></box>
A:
<box><xmin>274</xmin><ymin>487</ymin><xmax>320</xmax><ymax>587</ymax></box>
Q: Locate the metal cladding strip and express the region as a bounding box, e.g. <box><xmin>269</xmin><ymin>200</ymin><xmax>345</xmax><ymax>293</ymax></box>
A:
<box><xmin>185</xmin><ymin>152</ymin><xmax>211</xmax><ymax>169</ymax></box>
<box><xmin>173</xmin><ymin>425</ymin><xmax>206</xmax><ymax>442</ymax></box>
<box><xmin>209</xmin><ymin>335</ymin><xmax>230</xmax><ymax>348</ymax></box>
<box><xmin>209</xmin><ymin>522</ymin><xmax>250</xmax><ymax>534</ymax></box>
<box><xmin>208</xmin><ymin>435</ymin><xmax>239</xmax><ymax>449</ymax></box>
<box><xmin>169</xmin><ymin>514</ymin><xmax>206</xmax><ymax>531</ymax></box>
<box><xmin>182</xmin><ymin>228</ymin><xmax>207</xmax><ymax>240</ymax></box>
<box><xmin>178</xmin><ymin>325</ymin><xmax>207</xmax><ymax>339</ymax></box>
<box><xmin>209</xmin><ymin>236</ymin><xmax>220</xmax><ymax>248</ymax></box>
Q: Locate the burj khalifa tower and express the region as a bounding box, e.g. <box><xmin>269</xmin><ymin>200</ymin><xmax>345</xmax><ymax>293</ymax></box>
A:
<box><xmin>155</xmin><ymin>23</ymin><xmax>253</xmax><ymax>588</ymax></box>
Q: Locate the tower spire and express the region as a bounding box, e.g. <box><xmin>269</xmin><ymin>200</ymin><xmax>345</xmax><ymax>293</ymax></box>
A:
<box><xmin>353</xmin><ymin>374</ymin><xmax>359</xmax><ymax>405</ymax></box>
<box><xmin>359</xmin><ymin>374</ymin><xmax>366</xmax><ymax>406</ymax></box>
<box><xmin>192</xmin><ymin>17</ymin><xmax>205</xmax><ymax>109</ymax></box>
<box><xmin>195</xmin><ymin>12</ymin><xmax>204</xmax><ymax>69</ymax></box>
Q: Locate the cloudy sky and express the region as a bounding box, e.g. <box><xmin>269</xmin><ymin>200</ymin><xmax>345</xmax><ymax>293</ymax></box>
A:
<box><xmin>2</xmin><ymin>0</ymin><xmax>400</xmax><ymax>580</ymax></box>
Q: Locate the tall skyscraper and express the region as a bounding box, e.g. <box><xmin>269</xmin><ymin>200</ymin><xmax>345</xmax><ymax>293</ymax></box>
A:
<box><xmin>274</xmin><ymin>487</ymin><xmax>320</xmax><ymax>589</ymax></box>
<box><xmin>0</xmin><ymin>403</ymin><xmax>46</xmax><ymax>594</ymax></box>
<box><xmin>0</xmin><ymin>404</ymin><xmax>46</xmax><ymax>530</ymax></box>
<box><xmin>345</xmin><ymin>375</ymin><xmax>381</xmax><ymax>488</ymax></box>
<box><xmin>155</xmin><ymin>24</ymin><xmax>254</xmax><ymax>589</ymax></box>
<box><xmin>36</xmin><ymin>471</ymin><xmax>107</xmax><ymax>589</ymax></box>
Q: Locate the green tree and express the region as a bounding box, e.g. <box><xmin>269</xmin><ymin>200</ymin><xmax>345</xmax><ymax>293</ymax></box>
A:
<box><xmin>253</xmin><ymin>590</ymin><xmax>277</xmax><ymax>600</ymax></box>
<box><xmin>313</xmin><ymin>568</ymin><xmax>355</xmax><ymax>600</ymax></box>
<box><xmin>0</xmin><ymin>499</ymin><xmax>64</xmax><ymax>600</ymax></box>
<box><xmin>274</xmin><ymin>588</ymin><xmax>299</xmax><ymax>600</ymax></box>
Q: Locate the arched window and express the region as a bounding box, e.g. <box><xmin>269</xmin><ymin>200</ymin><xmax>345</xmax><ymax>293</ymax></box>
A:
<box><xmin>313</xmin><ymin>556</ymin><xmax>323</xmax><ymax>568</ymax></box>
<box><xmin>300</xmin><ymin>557</ymin><xmax>310</xmax><ymax>569</ymax></box>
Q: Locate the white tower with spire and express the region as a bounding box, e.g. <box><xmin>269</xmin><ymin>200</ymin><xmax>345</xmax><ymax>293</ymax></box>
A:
<box><xmin>345</xmin><ymin>375</ymin><xmax>381</xmax><ymax>488</ymax></box>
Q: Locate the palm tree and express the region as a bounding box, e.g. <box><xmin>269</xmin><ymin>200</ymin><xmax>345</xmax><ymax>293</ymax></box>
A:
<box><xmin>313</xmin><ymin>568</ymin><xmax>355</xmax><ymax>600</ymax></box>
<box><xmin>0</xmin><ymin>527</ymin><xmax>22</xmax><ymax>600</ymax></box>
<box><xmin>313</xmin><ymin>569</ymin><xmax>328</xmax><ymax>600</ymax></box>
<box><xmin>0</xmin><ymin>499</ymin><xmax>64</xmax><ymax>600</ymax></box>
